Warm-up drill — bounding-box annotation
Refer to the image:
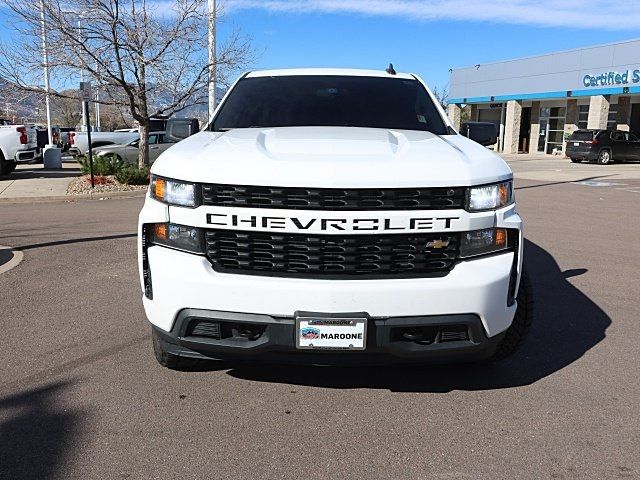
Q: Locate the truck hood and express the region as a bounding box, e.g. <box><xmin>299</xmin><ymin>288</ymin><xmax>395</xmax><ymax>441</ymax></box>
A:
<box><xmin>151</xmin><ymin>127</ymin><xmax>512</xmax><ymax>188</ymax></box>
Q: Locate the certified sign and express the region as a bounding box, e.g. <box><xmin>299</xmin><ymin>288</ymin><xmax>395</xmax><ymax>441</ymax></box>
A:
<box><xmin>296</xmin><ymin>317</ymin><xmax>367</xmax><ymax>350</ymax></box>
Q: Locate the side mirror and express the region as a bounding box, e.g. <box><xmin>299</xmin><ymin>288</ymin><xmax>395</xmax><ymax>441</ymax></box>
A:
<box><xmin>460</xmin><ymin>122</ymin><xmax>498</xmax><ymax>147</ymax></box>
<box><xmin>165</xmin><ymin>118</ymin><xmax>200</xmax><ymax>143</ymax></box>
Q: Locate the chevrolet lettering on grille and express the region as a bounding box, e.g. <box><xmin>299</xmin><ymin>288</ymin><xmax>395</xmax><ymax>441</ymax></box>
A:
<box><xmin>206</xmin><ymin>212</ymin><xmax>461</xmax><ymax>232</ymax></box>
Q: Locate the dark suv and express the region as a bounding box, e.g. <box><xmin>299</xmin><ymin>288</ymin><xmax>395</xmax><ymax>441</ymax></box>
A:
<box><xmin>566</xmin><ymin>129</ymin><xmax>640</xmax><ymax>165</ymax></box>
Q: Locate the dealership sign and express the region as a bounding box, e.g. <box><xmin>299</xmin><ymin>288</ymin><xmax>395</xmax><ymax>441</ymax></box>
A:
<box><xmin>583</xmin><ymin>70</ymin><xmax>640</xmax><ymax>87</ymax></box>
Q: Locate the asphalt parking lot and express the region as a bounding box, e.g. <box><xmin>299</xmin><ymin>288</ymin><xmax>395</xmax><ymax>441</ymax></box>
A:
<box><xmin>0</xmin><ymin>158</ymin><xmax>639</xmax><ymax>479</ymax></box>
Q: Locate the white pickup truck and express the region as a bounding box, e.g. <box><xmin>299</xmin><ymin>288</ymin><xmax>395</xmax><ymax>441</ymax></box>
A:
<box><xmin>0</xmin><ymin>120</ymin><xmax>37</xmax><ymax>175</ymax></box>
<box><xmin>138</xmin><ymin>68</ymin><xmax>532</xmax><ymax>369</ymax></box>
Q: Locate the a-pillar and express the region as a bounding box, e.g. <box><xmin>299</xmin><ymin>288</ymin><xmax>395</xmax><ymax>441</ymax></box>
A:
<box><xmin>528</xmin><ymin>101</ymin><xmax>540</xmax><ymax>154</ymax></box>
<box><xmin>564</xmin><ymin>99</ymin><xmax>578</xmax><ymax>154</ymax></box>
<box><xmin>587</xmin><ymin>95</ymin><xmax>610</xmax><ymax>129</ymax></box>
<box><xmin>447</xmin><ymin>104</ymin><xmax>462</xmax><ymax>130</ymax></box>
<box><xmin>503</xmin><ymin>100</ymin><xmax>522</xmax><ymax>154</ymax></box>
<box><xmin>617</xmin><ymin>96</ymin><xmax>631</xmax><ymax>131</ymax></box>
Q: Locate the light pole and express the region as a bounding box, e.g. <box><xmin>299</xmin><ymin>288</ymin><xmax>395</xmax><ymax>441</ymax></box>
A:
<box><xmin>95</xmin><ymin>60</ymin><xmax>102</xmax><ymax>131</ymax></box>
<box><xmin>208</xmin><ymin>0</ymin><xmax>217</xmax><ymax>119</ymax></box>
<box><xmin>39</xmin><ymin>0</ymin><xmax>53</xmax><ymax>146</ymax></box>
<box><xmin>79</xmin><ymin>19</ymin><xmax>86</xmax><ymax>130</ymax></box>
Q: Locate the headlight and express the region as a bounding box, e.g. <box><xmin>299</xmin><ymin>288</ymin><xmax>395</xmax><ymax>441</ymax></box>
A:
<box><xmin>150</xmin><ymin>175</ymin><xmax>197</xmax><ymax>207</ymax></box>
<box><xmin>149</xmin><ymin>223</ymin><xmax>204</xmax><ymax>254</ymax></box>
<box><xmin>467</xmin><ymin>181</ymin><xmax>513</xmax><ymax>211</ymax></box>
<box><xmin>459</xmin><ymin>228</ymin><xmax>509</xmax><ymax>258</ymax></box>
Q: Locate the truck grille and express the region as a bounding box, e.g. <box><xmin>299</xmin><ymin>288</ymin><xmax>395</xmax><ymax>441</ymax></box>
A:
<box><xmin>201</xmin><ymin>184</ymin><xmax>466</xmax><ymax>210</ymax></box>
<box><xmin>205</xmin><ymin>230</ymin><xmax>459</xmax><ymax>278</ymax></box>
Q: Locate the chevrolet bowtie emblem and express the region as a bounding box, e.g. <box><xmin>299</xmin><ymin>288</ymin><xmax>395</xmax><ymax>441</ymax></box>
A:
<box><xmin>425</xmin><ymin>239</ymin><xmax>450</xmax><ymax>249</ymax></box>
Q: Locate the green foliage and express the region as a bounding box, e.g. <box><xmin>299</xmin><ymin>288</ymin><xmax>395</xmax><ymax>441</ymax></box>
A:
<box><xmin>76</xmin><ymin>154</ymin><xmax>123</xmax><ymax>176</ymax></box>
<box><xmin>77</xmin><ymin>154</ymin><xmax>149</xmax><ymax>185</ymax></box>
<box><xmin>115</xmin><ymin>163</ymin><xmax>150</xmax><ymax>185</ymax></box>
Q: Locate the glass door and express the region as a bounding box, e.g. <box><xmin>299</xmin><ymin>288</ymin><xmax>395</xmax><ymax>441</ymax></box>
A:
<box><xmin>538</xmin><ymin>107</ymin><xmax>566</xmax><ymax>154</ymax></box>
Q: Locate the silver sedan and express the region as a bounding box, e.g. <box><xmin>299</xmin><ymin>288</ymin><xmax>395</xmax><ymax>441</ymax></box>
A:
<box><xmin>94</xmin><ymin>132</ymin><xmax>174</xmax><ymax>164</ymax></box>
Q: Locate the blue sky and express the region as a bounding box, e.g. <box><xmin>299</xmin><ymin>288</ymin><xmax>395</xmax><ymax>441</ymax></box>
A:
<box><xmin>220</xmin><ymin>0</ymin><xmax>640</xmax><ymax>90</ymax></box>
<box><xmin>1</xmin><ymin>0</ymin><xmax>639</xmax><ymax>93</ymax></box>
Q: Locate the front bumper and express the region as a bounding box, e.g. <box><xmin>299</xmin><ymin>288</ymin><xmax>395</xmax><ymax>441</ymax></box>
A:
<box><xmin>144</xmin><ymin>245</ymin><xmax>518</xmax><ymax>338</ymax></box>
<box><xmin>153</xmin><ymin>309</ymin><xmax>505</xmax><ymax>365</ymax></box>
<box><xmin>139</xmin><ymin>196</ymin><xmax>523</xmax><ymax>362</ymax></box>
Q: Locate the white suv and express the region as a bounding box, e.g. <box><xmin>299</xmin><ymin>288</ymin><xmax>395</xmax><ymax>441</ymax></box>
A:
<box><xmin>138</xmin><ymin>68</ymin><xmax>531</xmax><ymax>369</ymax></box>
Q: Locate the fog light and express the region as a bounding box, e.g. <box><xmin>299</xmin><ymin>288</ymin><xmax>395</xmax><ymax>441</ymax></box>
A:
<box><xmin>149</xmin><ymin>223</ymin><xmax>204</xmax><ymax>254</ymax></box>
<box><xmin>460</xmin><ymin>228</ymin><xmax>509</xmax><ymax>258</ymax></box>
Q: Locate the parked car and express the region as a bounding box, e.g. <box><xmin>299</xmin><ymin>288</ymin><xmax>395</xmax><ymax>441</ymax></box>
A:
<box><xmin>566</xmin><ymin>129</ymin><xmax>640</xmax><ymax>165</ymax></box>
<box><xmin>0</xmin><ymin>121</ymin><xmax>37</xmax><ymax>175</ymax></box>
<box><xmin>68</xmin><ymin>130</ymin><xmax>140</xmax><ymax>157</ymax></box>
<box><xmin>94</xmin><ymin>132</ymin><xmax>174</xmax><ymax>164</ymax></box>
<box><xmin>69</xmin><ymin>118</ymin><xmax>200</xmax><ymax>157</ymax></box>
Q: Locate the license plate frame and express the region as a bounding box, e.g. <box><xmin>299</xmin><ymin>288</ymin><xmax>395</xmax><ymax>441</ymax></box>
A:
<box><xmin>295</xmin><ymin>315</ymin><xmax>367</xmax><ymax>350</ymax></box>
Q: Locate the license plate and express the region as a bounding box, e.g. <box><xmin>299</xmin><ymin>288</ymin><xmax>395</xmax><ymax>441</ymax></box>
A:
<box><xmin>574</xmin><ymin>142</ymin><xmax>580</xmax><ymax>146</ymax></box>
<box><xmin>296</xmin><ymin>316</ymin><xmax>367</xmax><ymax>350</ymax></box>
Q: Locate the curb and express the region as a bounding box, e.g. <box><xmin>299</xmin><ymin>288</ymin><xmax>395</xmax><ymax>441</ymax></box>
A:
<box><xmin>0</xmin><ymin>189</ymin><xmax>148</xmax><ymax>204</ymax></box>
<box><xmin>0</xmin><ymin>245</ymin><xmax>24</xmax><ymax>275</ymax></box>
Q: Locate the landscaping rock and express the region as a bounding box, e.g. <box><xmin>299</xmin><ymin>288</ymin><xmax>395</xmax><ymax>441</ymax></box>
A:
<box><xmin>67</xmin><ymin>175</ymin><xmax>148</xmax><ymax>195</ymax></box>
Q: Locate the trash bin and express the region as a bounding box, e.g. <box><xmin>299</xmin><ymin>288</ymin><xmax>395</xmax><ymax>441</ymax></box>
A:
<box><xmin>43</xmin><ymin>145</ymin><xmax>62</xmax><ymax>169</ymax></box>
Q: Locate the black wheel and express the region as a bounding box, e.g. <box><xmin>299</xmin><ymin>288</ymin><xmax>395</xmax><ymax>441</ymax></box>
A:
<box><xmin>490</xmin><ymin>270</ymin><xmax>533</xmax><ymax>361</ymax></box>
<box><xmin>597</xmin><ymin>149</ymin><xmax>613</xmax><ymax>165</ymax></box>
<box><xmin>0</xmin><ymin>155</ymin><xmax>16</xmax><ymax>176</ymax></box>
<box><xmin>152</xmin><ymin>328</ymin><xmax>212</xmax><ymax>370</ymax></box>
<box><xmin>570</xmin><ymin>157</ymin><xmax>582</xmax><ymax>163</ymax></box>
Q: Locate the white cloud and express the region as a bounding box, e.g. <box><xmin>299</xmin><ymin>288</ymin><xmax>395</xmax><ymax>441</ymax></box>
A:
<box><xmin>225</xmin><ymin>0</ymin><xmax>640</xmax><ymax>30</ymax></box>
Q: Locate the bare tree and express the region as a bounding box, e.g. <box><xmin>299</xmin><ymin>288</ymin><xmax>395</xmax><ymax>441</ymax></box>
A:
<box><xmin>93</xmin><ymin>103</ymin><xmax>133</xmax><ymax>131</ymax></box>
<box><xmin>431</xmin><ymin>85</ymin><xmax>449</xmax><ymax>110</ymax></box>
<box><xmin>51</xmin><ymin>91</ymin><xmax>83</xmax><ymax>128</ymax></box>
<box><xmin>0</xmin><ymin>0</ymin><xmax>253</xmax><ymax>168</ymax></box>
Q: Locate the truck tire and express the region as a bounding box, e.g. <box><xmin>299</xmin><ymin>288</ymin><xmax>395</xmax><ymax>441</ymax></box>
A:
<box><xmin>490</xmin><ymin>270</ymin><xmax>533</xmax><ymax>361</ymax></box>
<box><xmin>0</xmin><ymin>154</ymin><xmax>17</xmax><ymax>176</ymax></box>
<box><xmin>152</xmin><ymin>328</ymin><xmax>213</xmax><ymax>370</ymax></box>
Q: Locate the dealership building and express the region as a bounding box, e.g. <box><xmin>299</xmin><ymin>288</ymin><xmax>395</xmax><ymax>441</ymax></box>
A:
<box><xmin>447</xmin><ymin>38</ymin><xmax>640</xmax><ymax>155</ymax></box>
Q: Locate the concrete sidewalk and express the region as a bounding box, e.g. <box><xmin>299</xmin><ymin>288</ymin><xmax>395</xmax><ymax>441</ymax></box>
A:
<box><xmin>0</xmin><ymin>160</ymin><xmax>79</xmax><ymax>199</ymax></box>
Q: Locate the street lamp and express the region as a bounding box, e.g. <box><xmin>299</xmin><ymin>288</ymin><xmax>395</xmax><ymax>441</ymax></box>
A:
<box><xmin>67</xmin><ymin>12</ymin><xmax>98</xmax><ymax>131</ymax></box>
<box><xmin>208</xmin><ymin>0</ymin><xmax>216</xmax><ymax>119</ymax></box>
<box><xmin>39</xmin><ymin>0</ymin><xmax>53</xmax><ymax>146</ymax></box>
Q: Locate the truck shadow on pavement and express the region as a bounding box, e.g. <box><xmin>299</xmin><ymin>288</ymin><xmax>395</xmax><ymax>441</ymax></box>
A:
<box><xmin>6</xmin><ymin>167</ymin><xmax>82</xmax><ymax>180</ymax></box>
<box><xmin>0</xmin><ymin>381</ymin><xmax>89</xmax><ymax>479</ymax></box>
<box><xmin>226</xmin><ymin>239</ymin><xmax>611</xmax><ymax>392</ymax></box>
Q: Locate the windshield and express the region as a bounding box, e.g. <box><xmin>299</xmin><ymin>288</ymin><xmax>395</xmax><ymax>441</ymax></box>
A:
<box><xmin>211</xmin><ymin>75</ymin><xmax>448</xmax><ymax>134</ymax></box>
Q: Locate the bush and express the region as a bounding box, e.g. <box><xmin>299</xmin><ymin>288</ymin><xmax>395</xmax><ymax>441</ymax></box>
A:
<box><xmin>115</xmin><ymin>163</ymin><xmax>150</xmax><ymax>185</ymax></box>
<box><xmin>77</xmin><ymin>154</ymin><xmax>123</xmax><ymax>176</ymax></box>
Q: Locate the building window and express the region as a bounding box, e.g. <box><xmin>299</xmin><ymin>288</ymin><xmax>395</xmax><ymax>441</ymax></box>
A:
<box><xmin>576</xmin><ymin>103</ymin><xmax>617</xmax><ymax>130</ymax></box>
<box><xmin>577</xmin><ymin>105</ymin><xmax>589</xmax><ymax>129</ymax></box>
<box><xmin>607</xmin><ymin>104</ymin><xmax>617</xmax><ymax>130</ymax></box>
